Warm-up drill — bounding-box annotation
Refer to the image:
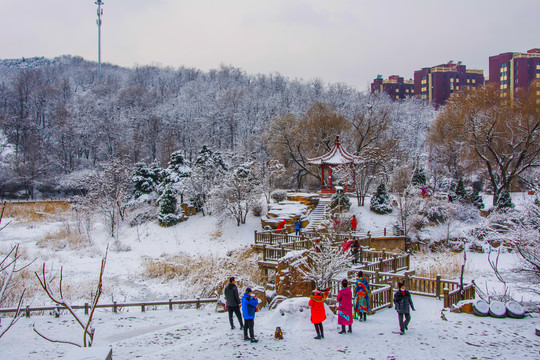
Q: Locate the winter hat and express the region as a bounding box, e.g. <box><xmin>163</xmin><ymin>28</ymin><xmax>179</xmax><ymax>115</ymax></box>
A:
<box><xmin>342</xmin><ymin>279</ymin><xmax>348</xmax><ymax>288</ymax></box>
<box><xmin>245</xmin><ymin>287</ymin><xmax>252</xmax><ymax>294</ymax></box>
<box><xmin>229</xmin><ymin>277</ymin><xmax>235</xmax><ymax>284</ymax></box>
<box><xmin>357</xmin><ymin>271</ymin><xmax>364</xmax><ymax>278</ymax></box>
<box><xmin>312</xmin><ymin>289</ymin><xmax>321</xmax><ymax>295</ymax></box>
<box><xmin>397</xmin><ymin>282</ymin><xmax>404</xmax><ymax>289</ymax></box>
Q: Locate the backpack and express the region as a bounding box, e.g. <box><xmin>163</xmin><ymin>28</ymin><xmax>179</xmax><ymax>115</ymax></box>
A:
<box><xmin>274</xmin><ymin>327</ymin><xmax>283</xmax><ymax>340</ymax></box>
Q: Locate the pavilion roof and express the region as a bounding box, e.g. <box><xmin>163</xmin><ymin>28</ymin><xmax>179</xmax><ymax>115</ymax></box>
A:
<box><xmin>306</xmin><ymin>136</ymin><xmax>360</xmax><ymax>165</ymax></box>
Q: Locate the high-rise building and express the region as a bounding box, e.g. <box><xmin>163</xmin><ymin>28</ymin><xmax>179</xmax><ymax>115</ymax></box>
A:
<box><xmin>371</xmin><ymin>75</ymin><xmax>414</xmax><ymax>101</ymax></box>
<box><xmin>488</xmin><ymin>49</ymin><xmax>540</xmax><ymax>104</ymax></box>
<box><xmin>414</xmin><ymin>62</ymin><xmax>484</xmax><ymax>106</ymax></box>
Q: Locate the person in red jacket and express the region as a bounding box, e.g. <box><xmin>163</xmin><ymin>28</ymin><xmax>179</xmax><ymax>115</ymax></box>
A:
<box><xmin>351</xmin><ymin>215</ymin><xmax>357</xmax><ymax>231</ymax></box>
<box><xmin>308</xmin><ymin>287</ymin><xmax>330</xmax><ymax>340</ymax></box>
<box><xmin>276</xmin><ymin>219</ymin><xmax>286</xmax><ymax>233</ymax></box>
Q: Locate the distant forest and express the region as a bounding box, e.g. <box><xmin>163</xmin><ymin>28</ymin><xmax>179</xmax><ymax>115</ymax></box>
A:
<box><xmin>0</xmin><ymin>55</ymin><xmax>437</xmax><ymax>197</ymax></box>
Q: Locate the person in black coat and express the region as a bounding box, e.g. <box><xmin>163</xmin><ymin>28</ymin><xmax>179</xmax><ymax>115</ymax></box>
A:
<box><xmin>393</xmin><ymin>281</ymin><xmax>415</xmax><ymax>335</ymax></box>
<box><xmin>224</xmin><ymin>277</ymin><xmax>243</xmax><ymax>330</ymax></box>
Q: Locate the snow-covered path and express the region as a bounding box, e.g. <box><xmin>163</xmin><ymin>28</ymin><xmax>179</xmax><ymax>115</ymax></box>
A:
<box><xmin>2</xmin><ymin>297</ymin><xmax>538</xmax><ymax>359</ymax></box>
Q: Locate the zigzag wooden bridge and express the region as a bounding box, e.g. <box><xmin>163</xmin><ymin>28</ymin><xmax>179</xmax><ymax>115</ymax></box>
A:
<box><xmin>253</xmin><ymin>230</ymin><xmax>475</xmax><ymax>312</ymax></box>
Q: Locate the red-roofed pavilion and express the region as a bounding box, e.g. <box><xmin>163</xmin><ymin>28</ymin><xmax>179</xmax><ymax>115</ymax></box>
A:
<box><xmin>307</xmin><ymin>136</ymin><xmax>360</xmax><ymax>193</ymax></box>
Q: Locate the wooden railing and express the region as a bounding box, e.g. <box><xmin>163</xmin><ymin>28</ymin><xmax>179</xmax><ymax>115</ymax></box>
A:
<box><xmin>0</xmin><ymin>298</ymin><xmax>218</xmax><ymax>317</ymax></box>
<box><xmin>329</xmin><ymin>281</ymin><xmax>393</xmax><ymax>314</ymax></box>
<box><xmin>443</xmin><ymin>283</ymin><xmax>475</xmax><ymax>308</ymax></box>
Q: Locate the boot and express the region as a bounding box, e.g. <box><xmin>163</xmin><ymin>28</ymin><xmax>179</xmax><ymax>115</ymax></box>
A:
<box><xmin>363</xmin><ymin>313</ymin><xmax>367</xmax><ymax>321</ymax></box>
<box><xmin>348</xmin><ymin>325</ymin><xmax>352</xmax><ymax>333</ymax></box>
<box><xmin>250</xmin><ymin>338</ymin><xmax>259</xmax><ymax>343</ymax></box>
<box><xmin>244</xmin><ymin>336</ymin><xmax>250</xmax><ymax>341</ymax></box>
<box><xmin>338</xmin><ymin>325</ymin><xmax>346</xmax><ymax>334</ymax></box>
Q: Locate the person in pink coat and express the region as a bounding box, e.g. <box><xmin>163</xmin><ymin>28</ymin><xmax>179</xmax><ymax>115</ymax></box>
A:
<box><xmin>337</xmin><ymin>279</ymin><xmax>353</xmax><ymax>334</ymax></box>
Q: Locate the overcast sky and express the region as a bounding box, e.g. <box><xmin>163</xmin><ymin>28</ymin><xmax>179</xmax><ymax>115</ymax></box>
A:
<box><xmin>1</xmin><ymin>0</ymin><xmax>539</xmax><ymax>90</ymax></box>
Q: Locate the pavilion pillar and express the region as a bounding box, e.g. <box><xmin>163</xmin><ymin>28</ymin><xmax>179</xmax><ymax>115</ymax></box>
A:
<box><xmin>328</xmin><ymin>166</ymin><xmax>333</xmax><ymax>189</ymax></box>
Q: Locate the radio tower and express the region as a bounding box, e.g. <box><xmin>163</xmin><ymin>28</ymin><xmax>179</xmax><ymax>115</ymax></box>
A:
<box><xmin>95</xmin><ymin>1</ymin><xmax>104</xmax><ymax>81</ymax></box>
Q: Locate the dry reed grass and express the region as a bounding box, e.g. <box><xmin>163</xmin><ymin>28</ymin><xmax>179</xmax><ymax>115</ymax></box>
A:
<box><xmin>413</xmin><ymin>250</ymin><xmax>469</xmax><ymax>279</ymax></box>
<box><xmin>3</xmin><ymin>201</ymin><xmax>70</xmax><ymax>223</ymax></box>
<box><xmin>37</xmin><ymin>228</ymin><xmax>88</xmax><ymax>251</ymax></box>
<box><xmin>142</xmin><ymin>246</ymin><xmax>265</xmax><ymax>298</ymax></box>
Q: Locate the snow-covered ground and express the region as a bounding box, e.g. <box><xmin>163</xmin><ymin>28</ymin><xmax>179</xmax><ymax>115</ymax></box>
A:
<box><xmin>1</xmin><ymin>194</ymin><xmax>539</xmax><ymax>359</ymax></box>
<box><xmin>2</xmin><ymin>296</ymin><xmax>538</xmax><ymax>359</ymax></box>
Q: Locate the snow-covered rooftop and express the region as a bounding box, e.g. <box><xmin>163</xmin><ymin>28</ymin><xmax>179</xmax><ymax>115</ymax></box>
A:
<box><xmin>306</xmin><ymin>136</ymin><xmax>360</xmax><ymax>166</ymax></box>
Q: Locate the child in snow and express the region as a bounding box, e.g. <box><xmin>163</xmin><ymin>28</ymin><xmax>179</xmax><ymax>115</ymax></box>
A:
<box><xmin>351</xmin><ymin>215</ymin><xmax>357</xmax><ymax>231</ymax></box>
<box><xmin>308</xmin><ymin>287</ymin><xmax>330</xmax><ymax>340</ymax></box>
<box><xmin>393</xmin><ymin>282</ymin><xmax>415</xmax><ymax>335</ymax></box>
<box><xmin>353</xmin><ymin>271</ymin><xmax>370</xmax><ymax>321</ymax></box>
<box><xmin>337</xmin><ymin>279</ymin><xmax>353</xmax><ymax>334</ymax></box>
<box><xmin>241</xmin><ymin>288</ymin><xmax>259</xmax><ymax>343</ymax></box>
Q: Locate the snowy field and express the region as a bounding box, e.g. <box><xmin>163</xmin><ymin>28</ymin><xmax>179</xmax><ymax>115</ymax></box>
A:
<box><xmin>2</xmin><ymin>296</ymin><xmax>539</xmax><ymax>360</ymax></box>
<box><xmin>1</xmin><ymin>194</ymin><xmax>539</xmax><ymax>359</ymax></box>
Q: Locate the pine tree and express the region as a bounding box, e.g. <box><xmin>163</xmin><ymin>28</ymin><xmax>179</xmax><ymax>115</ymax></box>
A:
<box><xmin>158</xmin><ymin>187</ymin><xmax>182</xmax><ymax>227</ymax></box>
<box><xmin>370</xmin><ymin>182</ymin><xmax>393</xmax><ymax>214</ymax></box>
<box><xmin>455</xmin><ymin>178</ymin><xmax>467</xmax><ymax>201</ymax></box>
<box><xmin>469</xmin><ymin>189</ymin><xmax>485</xmax><ymax>209</ymax></box>
<box><xmin>330</xmin><ymin>186</ymin><xmax>351</xmax><ymax>212</ymax></box>
<box><xmin>411</xmin><ymin>168</ymin><xmax>426</xmax><ymax>188</ymax></box>
<box><xmin>132</xmin><ymin>162</ymin><xmax>161</xmax><ymax>199</ymax></box>
<box><xmin>496</xmin><ymin>190</ymin><xmax>514</xmax><ymax>211</ymax></box>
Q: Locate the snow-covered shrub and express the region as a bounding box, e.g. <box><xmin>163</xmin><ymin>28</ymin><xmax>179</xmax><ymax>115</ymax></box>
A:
<box><xmin>126</xmin><ymin>203</ymin><xmax>157</xmax><ymax>227</ymax></box>
<box><xmin>251</xmin><ymin>202</ymin><xmax>264</xmax><ymax>217</ymax></box>
<box><xmin>370</xmin><ymin>182</ymin><xmax>392</xmax><ymax>214</ymax></box>
<box><xmin>271</xmin><ymin>190</ymin><xmax>287</xmax><ymax>203</ymax></box>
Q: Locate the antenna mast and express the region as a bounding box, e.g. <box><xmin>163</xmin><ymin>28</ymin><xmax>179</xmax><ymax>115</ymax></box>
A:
<box><xmin>95</xmin><ymin>1</ymin><xmax>104</xmax><ymax>81</ymax></box>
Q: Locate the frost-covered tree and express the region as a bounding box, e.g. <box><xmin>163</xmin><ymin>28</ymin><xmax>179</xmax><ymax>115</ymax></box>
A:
<box><xmin>411</xmin><ymin>168</ymin><xmax>427</xmax><ymax>188</ymax></box>
<box><xmin>261</xmin><ymin>160</ymin><xmax>286</xmax><ymax>204</ymax></box>
<box><xmin>160</xmin><ymin>151</ymin><xmax>191</xmax><ymax>203</ymax></box>
<box><xmin>132</xmin><ymin>162</ymin><xmax>161</xmax><ymax>200</ymax></box>
<box><xmin>209</xmin><ymin>161</ymin><xmax>263</xmax><ymax>226</ymax></box>
<box><xmin>432</xmin><ymin>86</ymin><xmax>540</xmax><ymax>206</ymax></box>
<box><xmin>298</xmin><ymin>235</ymin><xmax>351</xmax><ymax>289</ymax></box>
<box><xmin>455</xmin><ymin>178</ymin><xmax>467</xmax><ymax>201</ymax></box>
<box><xmin>157</xmin><ymin>186</ymin><xmax>182</xmax><ymax>227</ymax></box>
<box><xmin>496</xmin><ymin>190</ymin><xmax>514</xmax><ymax>212</ymax></box>
<box><xmin>77</xmin><ymin>159</ymin><xmax>132</xmax><ymax>238</ymax></box>
<box><xmin>370</xmin><ymin>182</ymin><xmax>392</xmax><ymax>214</ymax></box>
<box><xmin>469</xmin><ymin>189</ymin><xmax>485</xmax><ymax>210</ymax></box>
<box><xmin>189</xmin><ymin>145</ymin><xmax>228</xmax><ymax>215</ymax></box>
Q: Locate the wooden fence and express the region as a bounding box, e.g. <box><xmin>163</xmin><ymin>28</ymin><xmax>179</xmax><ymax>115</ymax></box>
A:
<box><xmin>0</xmin><ymin>298</ymin><xmax>218</xmax><ymax>317</ymax></box>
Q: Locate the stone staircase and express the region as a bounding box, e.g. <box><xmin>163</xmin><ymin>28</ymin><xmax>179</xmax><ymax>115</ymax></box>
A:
<box><xmin>304</xmin><ymin>196</ymin><xmax>331</xmax><ymax>231</ymax></box>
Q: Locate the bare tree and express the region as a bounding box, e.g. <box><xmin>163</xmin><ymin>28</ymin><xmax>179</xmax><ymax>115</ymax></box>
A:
<box><xmin>0</xmin><ymin>244</ymin><xmax>27</xmax><ymax>339</ymax></box>
<box><xmin>433</xmin><ymin>85</ymin><xmax>540</xmax><ymax>205</ymax></box>
<box><xmin>298</xmin><ymin>234</ymin><xmax>351</xmax><ymax>289</ymax></box>
<box><xmin>33</xmin><ymin>248</ymin><xmax>108</xmax><ymax>348</ymax></box>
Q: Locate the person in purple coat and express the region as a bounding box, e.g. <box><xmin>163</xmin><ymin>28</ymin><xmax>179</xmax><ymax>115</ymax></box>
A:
<box><xmin>337</xmin><ymin>279</ymin><xmax>353</xmax><ymax>334</ymax></box>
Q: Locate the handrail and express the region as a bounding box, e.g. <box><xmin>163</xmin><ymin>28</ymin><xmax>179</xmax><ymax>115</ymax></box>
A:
<box><xmin>0</xmin><ymin>298</ymin><xmax>218</xmax><ymax>317</ymax></box>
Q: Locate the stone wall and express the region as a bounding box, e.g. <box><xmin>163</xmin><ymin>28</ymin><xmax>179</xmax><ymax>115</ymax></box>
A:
<box><xmin>274</xmin><ymin>250</ymin><xmax>315</xmax><ymax>298</ymax></box>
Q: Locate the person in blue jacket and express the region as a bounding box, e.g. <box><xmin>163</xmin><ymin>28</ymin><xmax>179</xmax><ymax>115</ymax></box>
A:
<box><xmin>294</xmin><ymin>218</ymin><xmax>302</xmax><ymax>236</ymax></box>
<box><xmin>241</xmin><ymin>288</ymin><xmax>259</xmax><ymax>343</ymax></box>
